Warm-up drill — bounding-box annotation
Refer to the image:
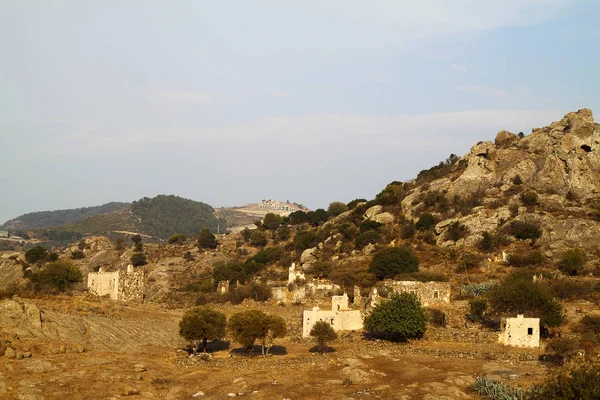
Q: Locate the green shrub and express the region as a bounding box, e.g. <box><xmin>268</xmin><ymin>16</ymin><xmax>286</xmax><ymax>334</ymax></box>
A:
<box><xmin>456</xmin><ymin>252</ymin><xmax>482</xmax><ymax>272</ymax></box>
<box><xmin>447</xmin><ymin>221</ymin><xmax>468</xmax><ymax>242</ymax></box>
<box><xmin>472</xmin><ymin>376</ymin><xmax>524</xmax><ymax>400</ymax></box>
<box><xmin>30</xmin><ymin>261</ymin><xmax>82</xmax><ymax>292</ymax></box>
<box><xmin>520</xmin><ymin>191</ymin><xmax>539</xmax><ymax>206</ymax></box>
<box><xmin>249</xmin><ymin>230</ymin><xmax>268</xmax><ymax>247</ymax></box>
<box><xmin>579</xmin><ymin>315</ymin><xmax>600</xmax><ymax>335</ymax></box>
<box><xmin>347</xmin><ymin>198</ymin><xmax>367</xmax><ymax>210</ymax></box>
<box><xmin>70</xmin><ymin>250</ymin><xmax>85</xmax><ymax>260</ymax></box>
<box><xmin>549</xmin><ymin>279</ymin><xmax>597</xmax><ymax>301</ymax></box>
<box><xmin>179</xmin><ymin>306</ymin><xmax>227</xmax><ymax>354</ymax></box>
<box><xmin>529</xmin><ymin>362</ymin><xmax>600</xmax><ymax>399</ymax></box>
<box><xmin>262</xmin><ymin>213</ymin><xmax>283</xmax><ymax>230</ymax></box>
<box><xmin>294</xmin><ymin>230</ymin><xmax>318</xmax><ymax>251</ymax></box>
<box><xmin>415</xmin><ymin>213</ymin><xmax>435</xmax><ymax>231</ymax></box>
<box><xmin>558</xmin><ymin>249</ymin><xmax>585</xmax><ymax>276</ymax></box>
<box><xmin>355</xmin><ymin>230</ymin><xmax>381</xmax><ymax>249</ymax></box>
<box><xmin>507</xmin><ymin>251</ymin><xmax>544</xmax><ymax>267</ymax></box>
<box><xmin>212</xmin><ymin>262</ymin><xmax>246</xmax><ymax>284</ymax></box>
<box><xmin>327</xmin><ymin>202</ymin><xmax>348</xmax><ymax>216</ymax></box>
<box><xmin>198</xmin><ymin>227</ymin><xmax>218</xmax><ymax>249</ymax></box>
<box><xmin>486</xmin><ymin>273</ymin><xmax>564</xmax><ymax>328</ymax></box>
<box><xmin>478</xmin><ymin>231</ymin><xmax>495</xmax><ymax>251</ymax></box>
<box><xmin>306</xmin><ymin>261</ymin><xmax>332</xmax><ymax>279</ymax></box>
<box><xmin>545</xmin><ymin>338</ymin><xmax>580</xmax><ymax>365</ymax></box>
<box><xmin>276</xmin><ymin>226</ymin><xmax>291</xmax><ymax>241</ymax></box>
<box><xmin>364</xmin><ymin>292</ymin><xmax>427</xmax><ymax>341</ymax></box>
<box><xmin>468</xmin><ymin>298</ymin><xmax>488</xmax><ymax>322</ymax></box>
<box><xmin>222</xmin><ymin>283</ymin><xmax>272</xmax><ymax>304</ymax></box>
<box><xmin>168</xmin><ymin>233</ymin><xmax>187</xmax><ymax>244</ymax></box>
<box><xmin>25</xmin><ymin>246</ymin><xmax>48</xmax><ymax>264</ymax></box>
<box><xmin>130</xmin><ymin>252</ymin><xmax>147</xmax><ymax>267</ymax></box>
<box><xmin>369</xmin><ymin>246</ymin><xmax>419</xmax><ymax>280</ymax></box>
<box><xmin>310</xmin><ymin>321</ymin><xmax>337</xmax><ymax>354</ymax></box>
<box><xmin>183</xmin><ymin>251</ymin><xmax>195</xmax><ymax>261</ymax></box>
<box><xmin>506</xmin><ymin>221</ymin><xmax>542</xmax><ymax>241</ymax></box>
<box><xmin>360</xmin><ymin>220</ymin><xmax>383</xmax><ymax>232</ymax></box>
<box><xmin>512</xmin><ymin>175</ymin><xmax>523</xmax><ymax>185</ymax></box>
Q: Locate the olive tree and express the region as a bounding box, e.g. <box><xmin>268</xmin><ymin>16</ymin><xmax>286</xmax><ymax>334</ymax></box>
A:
<box><xmin>179</xmin><ymin>306</ymin><xmax>227</xmax><ymax>354</ymax></box>
<box><xmin>310</xmin><ymin>321</ymin><xmax>337</xmax><ymax>354</ymax></box>
<box><xmin>364</xmin><ymin>292</ymin><xmax>427</xmax><ymax>341</ymax></box>
<box><xmin>228</xmin><ymin>310</ymin><xmax>286</xmax><ymax>357</ymax></box>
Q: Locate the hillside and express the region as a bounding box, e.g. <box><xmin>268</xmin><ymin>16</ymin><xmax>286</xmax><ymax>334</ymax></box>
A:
<box><xmin>1</xmin><ymin>202</ymin><xmax>129</xmax><ymax>231</ymax></box>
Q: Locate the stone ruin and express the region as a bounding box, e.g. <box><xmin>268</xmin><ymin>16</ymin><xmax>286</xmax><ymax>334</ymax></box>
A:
<box><xmin>271</xmin><ymin>263</ymin><xmax>340</xmax><ymax>305</ymax></box>
<box><xmin>87</xmin><ymin>265</ymin><xmax>145</xmax><ymax>301</ymax></box>
<box><xmin>498</xmin><ymin>314</ymin><xmax>540</xmax><ymax>348</ymax></box>
<box><xmin>217</xmin><ymin>280</ymin><xmax>230</xmax><ymax>295</ymax></box>
<box><xmin>369</xmin><ymin>280</ymin><xmax>451</xmax><ymax>307</ymax></box>
<box><xmin>288</xmin><ymin>262</ymin><xmax>305</xmax><ymax>284</ymax></box>
<box><xmin>302</xmin><ymin>293</ymin><xmax>363</xmax><ymax>337</ymax></box>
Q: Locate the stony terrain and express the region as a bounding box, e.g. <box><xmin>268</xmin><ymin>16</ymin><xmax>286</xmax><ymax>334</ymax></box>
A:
<box><xmin>0</xmin><ymin>295</ymin><xmax>555</xmax><ymax>400</ymax></box>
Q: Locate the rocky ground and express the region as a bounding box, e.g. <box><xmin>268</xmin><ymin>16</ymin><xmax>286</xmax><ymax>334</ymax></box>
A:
<box><xmin>0</xmin><ymin>296</ymin><xmax>553</xmax><ymax>400</ymax></box>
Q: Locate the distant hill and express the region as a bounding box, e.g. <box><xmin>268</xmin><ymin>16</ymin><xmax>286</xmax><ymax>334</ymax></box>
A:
<box><xmin>130</xmin><ymin>195</ymin><xmax>224</xmax><ymax>239</ymax></box>
<box><xmin>1</xmin><ymin>202</ymin><xmax>130</xmax><ymax>231</ymax></box>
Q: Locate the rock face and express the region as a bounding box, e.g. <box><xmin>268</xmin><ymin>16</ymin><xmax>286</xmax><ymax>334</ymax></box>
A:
<box><xmin>373</xmin><ymin>212</ymin><xmax>395</xmax><ymax>225</ymax></box>
<box><xmin>447</xmin><ymin>109</ymin><xmax>600</xmax><ymax>201</ymax></box>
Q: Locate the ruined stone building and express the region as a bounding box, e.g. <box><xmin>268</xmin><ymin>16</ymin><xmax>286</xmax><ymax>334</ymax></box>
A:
<box><xmin>87</xmin><ymin>265</ymin><xmax>145</xmax><ymax>301</ymax></box>
<box><xmin>217</xmin><ymin>280</ymin><xmax>230</xmax><ymax>295</ymax></box>
<box><xmin>498</xmin><ymin>314</ymin><xmax>540</xmax><ymax>348</ymax></box>
<box><xmin>302</xmin><ymin>293</ymin><xmax>363</xmax><ymax>337</ymax></box>
<box><xmin>370</xmin><ymin>280</ymin><xmax>451</xmax><ymax>307</ymax></box>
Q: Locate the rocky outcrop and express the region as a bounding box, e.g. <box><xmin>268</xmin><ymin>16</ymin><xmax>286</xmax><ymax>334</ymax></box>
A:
<box><xmin>373</xmin><ymin>212</ymin><xmax>395</xmax><ymax>225</ymax></box>
<box><xmin>447</xmin><ymin>109</ymin><xmax>600</xmax><ymax>201</ymax></box>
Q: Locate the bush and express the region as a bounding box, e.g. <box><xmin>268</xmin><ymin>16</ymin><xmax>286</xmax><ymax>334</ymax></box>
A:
<box><xmin>183</xmin><ymin>251</ymin><xmax>195</xmax><ymax>261</ymax></box>
<box><xmin>360</xmin><ymin>220</ymin><xmax>383</xmax><ymax>232</ymax></box>
<box><xmin>294</xmin><ymin>230</ymin><xmax>318</xmax><ymax>251</ymax></box>
<box><xmin>228</xmin><ymin>310</ymin><xmax>286</xmax><ymax>357</ymax></box>
<box><xmin>558</xmin><ymin>249</ymin><xmax>585</xmax><ymax>276</ymax></box>
<box><xmin>327</xmin><ymin>202</ymin><xmax>348</xmax><ymax>216</ymax></box>
<box><xmin>276</xmin><ymin>226</ymin><xmax>291</xmax><ymax>241</ymax></box>
<box><xmin>241</xmin><ymin>228</ymin><xmax>253</xmax><ymax>242</ymax></box>
<box><xmin>550</xmin><ymin>279</ymin><xmax>597</xmax><ymax>301</ymax></box>
<box><xmin>520</xmin><ymin>190</ymin><xmax>539</xmax><ymax>206</ymax></box>
<box><xmin>168</xmin><ymin>233</ymin><xmax>187</xmax><ymax>244</ymax></box>
<box><xmin>415</xmin><ymin>213</ymin><xmax>435</xmax><ymax>231</ymax></box>
<box><xmin>545</xmin><ymin>338</ymin><xmax>580</xmax><ymax>365</ymax></box>
<box><xmin>347</xmin><ymin>199</ymin><xmax>367</xmax><ymax>210</ymax></box>
<box><xmin>507</xmin><ymin>251</ymin><xmax>544</xmax><ymax>267</ymax></box>
<box><xmin>468</xmin><ymin>298</ymin><xmax>488</xmax><ymax>322</ymax></box>
<box><xmin>70</xmin><ymin>250</ymin><xmax>85</xmax><ymax>260</ymax></box>
<box><xmin>306</xmin><ymin>261</ymin><xmax>332</xmax><ymax>279</ymax></box>
<box><xmin>310</xmin><ymin>321</ymin><xmax>337</xmax><ymax>354</ymax></box>
<box><xmin>212</xmin><ymin>262</ymin><xmax>246</xmax><ymax>284</ymax></box>
<box><xmin>25</xmin><ymin>246</ymin><xmax>48</xmax><ymax>264</ymax></box>
<box><xmin>263</xmin><ymin>213</ymin><xmax>283</xmax><ymax>230</ymax></box>
<box><xmin>130</xmin><ymin>252</ymin><xmax>147</xmax><ymax>267</ymax></box>
<box><xmin>506</xmin><ymin>220</ymin><xmax>542</xmax><ymax>241</ymax></box>
<box><xmin>249</xmin><ymin>230</ymin><xmax>268</xmax><ymax>247</ymax></box>
<box><xmin>329</xmin><ymin>265</ymin><xmax>376</xmax><ymax>289</ymax></box>
<box><xmin>355</xmin><ymin>230</ymin><xmax>381</xmax><ymax>249</ymax></box>
<box><xmin>369</xmin><ymin>246</ymin><xmax>419</xmax><ymax>280</ymax></box>
<box><xmin>478</xmin><ymin>231</ymin><xmax>495</xmax><ymax>251</ymax></box>
<box><xmin>472</xmin><ymin>376</ymin><xmax>524</xmax><ymax>400</ymax></box>
<box><xmin>579</xmin><ymin>315</ymin><xmax>600</xmax><ymax>335</ymax></box>
<box><xmin>197</xmin><ymin>227</ymin><xmax>218</xmax><ymax>249</ymax></box>
<box><xmin>179</xmin><ymin>306</ymin><xmax>227</xmax><ymax>353</ymax></box>
<box><xmin>447</xmin><ymin>221</ymin><xmax>468</xmax><ymax>242</ymax></box>
<box><xmin>529</xmin><ymin>362</ymin><xmax>600</xmax><ymax>399</ymax></box>
<box><xmin>29</xmin><ymin>261</ymin><xmax>82</xmax><ymax>292</ymax></box>
<box><xmin>456</xmin><ymin>252</ymin><xmax>482</xmax><ymax>272</ymax></box>
<box><xmin>222</xmin><ymin>284</ymin><xmax>272</xmax><ymax>304</ymax></box>
<box><xmin>486</xmin><ymin>273</ymin><xmax>564</xmax><ymax>328</ymax></box>
<box><xmin>512</xmin><ymin>175</ymin><xmax>523</xmax><ymax>185</ymax></box>
<box><xmin>364</xmin><ymin>292</ymin><xmax>427</xmax><ymax>341</ymax></box>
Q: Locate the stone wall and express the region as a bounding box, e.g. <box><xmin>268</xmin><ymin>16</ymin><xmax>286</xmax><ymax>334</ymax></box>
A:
<box><xmin>498</xmin><ymin>314</ymin><xmax>540</xmax><ymax>348</ymax></box>
<box><xmin>87</xmin><ymin>266</ymin><xmax>144</xmax><ymax>301</ymax></box>
<box><xmin>377</xmin><ymin>280</ymin><xmax>451</xmax><ymax>307</ymax></box>
<box><xmin>302</xmin><ymin>307</ymin><xmax>363</xmax><ymax>337</ymax></box>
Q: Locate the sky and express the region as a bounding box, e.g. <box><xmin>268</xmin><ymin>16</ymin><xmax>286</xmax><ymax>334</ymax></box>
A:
<box><xmin>1</xmin><ymin>0</ymin><xmax>599</xmax><ymax>223</ymax></box>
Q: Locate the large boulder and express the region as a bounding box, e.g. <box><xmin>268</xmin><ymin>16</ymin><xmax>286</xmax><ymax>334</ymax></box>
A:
<box><xmin>300</xmin><ymin>247</ymin><xmax>318</xmax><ymax>265</ymax></box>
<box><xmin>373</xmin><ymin>212</ymin><xmax>395</xmax><ymax>225</ymax></box>
<box><xmin>364</xmin><ymin>205</ymin><xmax>383</xmax><ymax>219</ymax></box>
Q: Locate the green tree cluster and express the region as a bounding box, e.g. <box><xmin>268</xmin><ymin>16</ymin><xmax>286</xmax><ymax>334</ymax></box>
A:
<box><xmin>364</xmin><ymin>292</ymin><xmax>427</xmax><ymax>341</ymax></box>
<box><xmin>310</xmin><ymin>321</ymin><xmax>337</xmax><ymax>354</ymax></box>
<box><xmin>369</xmin><ymin>246</ymin><xmax>419</xmax><ymax>280</ymax></box>
<box><xmin>228</xmin><ymin>310</ymin><xmax>286</xmax><ymax>357</ymax></box>
<box><xmin>30</xmin><ymin>261</ymin><xmax>83</xmax><ymax>292</ymax></box>
<box><xmin>179</xmin><ymin>306</ymin><xmax>227</xmax><ymax>354</ymax></box>
<box><xmin>198</xmin><ymin>227</ymin><xmax>218</xmax><ymax>249</ymax></box>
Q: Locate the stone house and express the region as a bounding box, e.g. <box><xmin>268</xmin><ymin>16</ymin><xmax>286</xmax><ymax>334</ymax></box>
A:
<box><xmin>302</xmin><ymin>293</ymin><xmax>363</xmax><ymax>337</ymax></box>
<box><xmin>0</xmin><ymin>231</ymin><xmax>9</xmax><ymax>238</ymax></box>
<box><xmin>87</xmin><ymin>265</ymin><xmax>145</xmax><ymax>301</ymax></box>
<box><xmin>371</xmin><ymin>280</ymin><xmax>451</xmax><ymax>307</ymax></box>
<box><xmin>498</xmin><ymin>314</ymin><xmax>540</xmax><ymax>348</ymax></box>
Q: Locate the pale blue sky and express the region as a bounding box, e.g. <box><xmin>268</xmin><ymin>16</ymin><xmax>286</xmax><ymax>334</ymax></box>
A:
<box><xmin>1</xmin><ymin>0</ymin><xmax>598</xmax><ymax>223</ymax></box>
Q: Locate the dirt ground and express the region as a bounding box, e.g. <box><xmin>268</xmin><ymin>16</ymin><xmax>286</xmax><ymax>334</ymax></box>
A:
<box><xmin>0</xmin><ymin>296</ymin><xmax>550</xmax><ymax>400</ymax></box>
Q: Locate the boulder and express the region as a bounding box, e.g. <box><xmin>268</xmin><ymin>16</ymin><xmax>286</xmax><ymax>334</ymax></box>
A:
<box><xmin>495</xmin><ymin>130</ymin><xmax>518</xmax><ymax>146</ymax></box>
<box><xmin>4</xmin><ymin>347</ymin><xmax>15</xmax><ymax>359</ymax></box>
<box><xmin>364</xmin><ymin>205</ymin><xmax>383</xmax><ymax>219</ymax></box>
<box><xmin>300</xmin><ymin>247</ymin><xmax>318</xmax><ymax>265</ymax></box>
<box><xmin>373</xmin><ymin>212</ymin><xmax>395</xmax><ymax>225</ymax></box>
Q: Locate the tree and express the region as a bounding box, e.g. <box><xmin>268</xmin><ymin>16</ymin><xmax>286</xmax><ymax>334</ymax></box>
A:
<box><xmin>262</xmin><ymin>213</ymin><xmax>283</xmax><ymax>230</ymax></box>
<box><xmin>168</xmin><ymin>233</ymin><xmax>187</xmax><ymax>244</ymax></box>
<box><xmin>179</xmin><ymin>306</ymin><xmax>227</xmax><ymax>354</ymax></box>
<box><xmin>415</xmin><ymin>213</ymin><xmax>435</xmax><ymax>231</ymax></box>
<box><xmin>70</xmin><ymin>250</ymin><xmax>85</xmax><ymax>260</ymax></box>
<box><xmin>327</xmin><ymin>201</ymin><xmax>348</xmax><ymax>216</ymax></box>
<box><xmin>364</xmin><ymin>292</ymin><xmax>427</xmax><ymax>341</ymax></box>
<box><xmin>558</xmin><ymin>249</ymin><xmax>585</xmax><ymax>276</ymax></box>
<box><xmin>241</xmin><ymin>228</ymin><xmax>253</xmax><ymax>242</ymax></box>
<box><xmin>25</xmin><ymin>246</ymin><xmax>48</xmax><ymax>264</ymax></box>
<box><xmin>228</xmin><ymin>310</ymin><xmax>286</xmax><ymax>357</ymax></box>
<box><xmin>131</xmin><ymin>234</ymin><xmax>143</xmax><ymax>251</ymax></box>
<box><xmin>276</xmin><ymin>226</ymin><xmax>291</xmax><ymax>241</ymax></box>
<box><xmin>249</xmin><ymin>230</ymin><xmax>268</xmax><ymax>247</ymax></box>
<box><xmin>369</xmin><ymin>246</ymin><xmax>419</xmax><ymax>280</ymax></box>
<box><xmin>310</xmin><ymin>321</ymin><xmax>337</xmax><ymax>354</ymax></box>
<box><xmin>197</xmin><ymin>227</ymin><xmax>218</xmax><ymax>249</ymax></box>
<box><xmin>130</xmin><ymin>252</ymin><xmax>147</xmax><ymax>267</ymax></box>
<box><xmin>29</xmin><ymin>261</ymin><xmax>82</xmax><ymax>292</ymax></box>
<box><xmin>486</xmin><ymin>273</ymin><xmax>564</xmax><ymax>328</ymax></box>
